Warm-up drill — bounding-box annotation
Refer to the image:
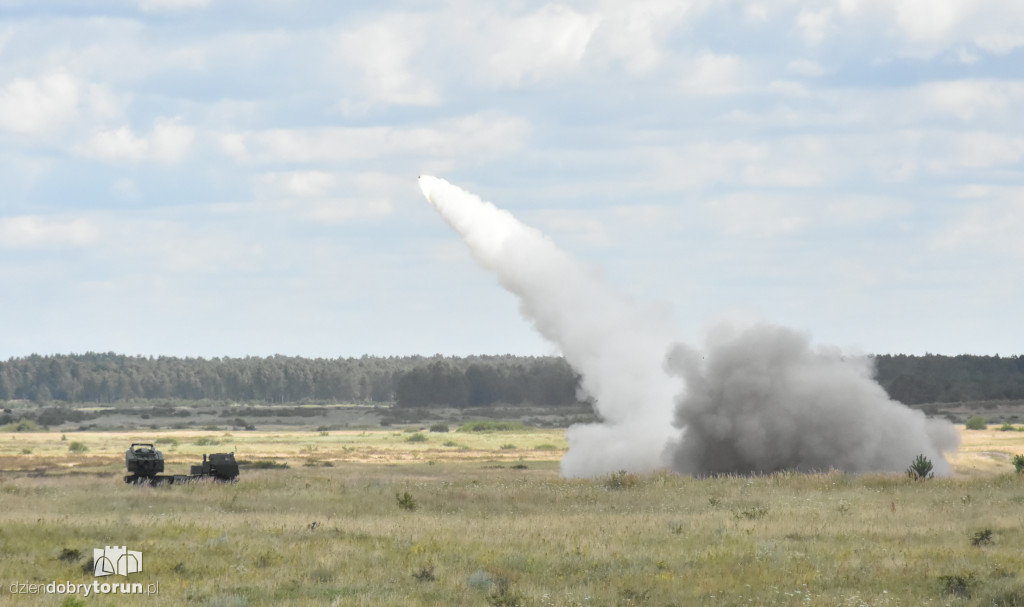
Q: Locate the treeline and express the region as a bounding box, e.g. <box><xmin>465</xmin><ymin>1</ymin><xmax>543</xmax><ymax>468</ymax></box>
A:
<box><xmin>1</xmin><ymin>352</ymin><xmax>1022</xmax><ymax>409</ymax></box>
<box><xmin>873</xmin><ymin>354</ymin><xmax>1024</xmax><ymax>404</ymax></box>
<box><xmin>0</xmin><ymin>353</ymin><xmax>582</xmax><ymax>408</ymax></box>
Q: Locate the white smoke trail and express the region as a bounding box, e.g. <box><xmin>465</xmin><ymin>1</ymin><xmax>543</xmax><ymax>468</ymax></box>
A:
<box><xmin>418</xmin><ymin>175</ymin><xmax>681</xmax><ymax>477</ymax></box>
<box><xmin>418</xmin><ymin>175</ymin><xmax>959</xmax><ymax>477</ymax></box>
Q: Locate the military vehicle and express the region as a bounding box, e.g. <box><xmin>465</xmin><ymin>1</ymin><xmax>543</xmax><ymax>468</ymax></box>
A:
<box><xmin>124</xmin><ymin>443</ymin><xmax>239</xmax><ymax>485</ymax></box>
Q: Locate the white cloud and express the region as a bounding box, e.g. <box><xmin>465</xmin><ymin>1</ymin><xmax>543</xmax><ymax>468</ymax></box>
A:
<box><xmin>786</xmin><ymin>59</ymin><xmax>826</xmax><ymax>78</ymax></box>
<box><xmin>974</xmin><ymin>32</ymin><xmax>1024</xmax><ymax>54</ymax></box>
<box><xmin>299</xmin><ymin>198</ymin><xmax>393</xmax><ymax>224</ymax></box>
<box><xmin>81</xmin><ymin>118</ymin><xmax>195</xmax><ymax>164</ymax></box>
<box><xmin>0</xmin><ymin>215</ymin><xmax>100</xmax><ymax>248</ymax></box>
<box><xmin>796</xmin><ymin>8</ymin><xmax>834</xmax><ymax>46</ymax></box>
<box><xmin>591</xmin><ymin>0</ymin><xmax>710</xmax><ymax>74</ymax></box>
<box><xmin>919</xmin><ymin>80</ymin><xmax>1024</xmax><ymax>121</ymax></box>
<box><xmin>0</xmin><ymin>71</ymin><xmax>80</xmax><ymax>134</ymax></box>
<box><xmin>150</xmin><ymin>119</ymin><xmax>196</xmax><ymax>163</ymax></box>
<box><xmin>487</xmin><ymin>5</ymin><xmax>600</xmax><ymax>87</ymax></box>
<box><xmin>937</xmin><ymin>189</ymin><xmax>1024</xmax><ymax>256</ymax></box>
<box><xmin>335</xmin><ymin>16</ymin><xmax>440</xmax><ymax>110</ymax></box>
<box><xmin>218</xmin><ymin>111</ymin><xmax>530</xmax><ymax>166</ymax></box>
<box><xmin>258</xmin><ymin>171</ymin><xmax>338</xmax><ymax>198</ymax></box>
<box><xmin>679</xmin><ymin>51</ymin><xmax>748</xmax><ymax>95</ymax></box>
<box><xmin>706</xmin><ymin>192</ymin><xmax>911</xmax><ymax>238</ymax></box>
<box><xmin>137</xmin><ymin>0</ymin><xmax>211</xmax><ymax>11</ymax></box>
<box><xmin>891</xmin><ymin>0</ymin><xmax>965</xmax><ymax>43</ymax></box>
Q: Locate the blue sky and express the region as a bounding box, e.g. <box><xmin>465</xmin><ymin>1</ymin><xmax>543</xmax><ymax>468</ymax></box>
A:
<box><xmin>1</xmin><ymin>0</ymin><xmax>1022</xmax><ymax>358</ymax></box>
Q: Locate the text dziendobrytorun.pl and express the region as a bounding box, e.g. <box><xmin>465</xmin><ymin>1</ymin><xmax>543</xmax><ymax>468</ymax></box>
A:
<box><xmin>9</xmin><ymin>581</ymin><xmax>159</xmax><ymax>596</ymax></box>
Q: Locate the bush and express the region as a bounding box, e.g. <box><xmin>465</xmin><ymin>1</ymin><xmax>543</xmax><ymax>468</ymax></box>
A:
<box><xmin>429</xmin><ymin>423</ymin><xmax>449</xmax><ymax>433</ymax></box>
<box><xmin>998</xmin><ymin>423</ymin><xmax>1016</xmax><ymax>431</ymax></box>
<box><xmin>405</xmin><ymin>432</ymin><xmax>428</xmax><ymax>443</ymax></box>
<box><xmin>965</xmin><ymin>416</ymin><xmax>987</xmax><ymax>430</ymax></box>
<box><xmin>970</xmin><ymin>529</ymin><xmax>993</xmax><ymax>546</ymax></box>
<box><xmin>939</xmin><ymin>572</ymin><xmax>975</xmax><ymax>599</ymax></box>
<box><xmin>396</xmin><ymin>491</ymin><xmax>417</xmax><ymax>511</ymax></box>
<box><xmin>1012</xmin><ymin>454</ymin><xmax>1024</xmax><ymax>474</ymax></box>
<box><xmin>68</xmin><ymin>441</ymin><xmax>88</xmax><ymax>453</ymax></box>
<box><xmin>906</xmin><ymin>454</ymin><xmax>934</xmax><ymax>480</ymax></box>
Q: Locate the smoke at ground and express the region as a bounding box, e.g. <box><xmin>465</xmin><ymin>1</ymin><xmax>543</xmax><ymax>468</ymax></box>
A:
<box><xmin>665</xmin><ymin>323</ymin><xmax>959</xmax><ymax>476</ymax></box>
<box><xmin>418</xmin><ymin>176</ymin><xmax>959</xmax><ymax>477</ymax></box>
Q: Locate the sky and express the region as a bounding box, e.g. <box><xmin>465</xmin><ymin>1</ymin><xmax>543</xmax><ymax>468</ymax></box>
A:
<box><xmin>1</xmin><ymin>0</ymin><xmax>1022</xmax><ymax>359</ymax></box>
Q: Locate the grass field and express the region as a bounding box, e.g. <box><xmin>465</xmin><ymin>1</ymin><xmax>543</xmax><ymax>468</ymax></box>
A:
<box><xmin>1</xmin><ymin>426</ymin><xmax>1023</xmax><ymax>606</ymax></box>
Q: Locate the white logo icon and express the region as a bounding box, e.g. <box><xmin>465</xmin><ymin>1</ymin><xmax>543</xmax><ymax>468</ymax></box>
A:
<box><xmin>93</xmin><ymin>546</ymin><xmax>143</xmax><ymax>577</ymax></box>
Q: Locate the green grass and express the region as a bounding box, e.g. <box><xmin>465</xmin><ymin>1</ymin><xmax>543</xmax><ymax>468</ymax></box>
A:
<box><xmin>1</xmin><ymin>430</ymin><xmax>1023</xmax><ymax>605</ymax></box>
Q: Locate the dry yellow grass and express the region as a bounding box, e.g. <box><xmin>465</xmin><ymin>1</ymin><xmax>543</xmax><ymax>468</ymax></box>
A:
<box><xmin>0</xmin><ymin>426</ymin><xmax>1021</xmax><ymax>606</ymax></box>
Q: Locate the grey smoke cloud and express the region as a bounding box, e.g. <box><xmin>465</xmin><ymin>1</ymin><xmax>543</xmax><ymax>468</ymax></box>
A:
<box><xmin>665</xmin><ymin>323</ymin><xmax>959</xmax><ymax>475</ymax></box>
<box><xmin>418</xmin><ymin>175</ymin><xmax>959</xmax><ymax>477</ymax></box>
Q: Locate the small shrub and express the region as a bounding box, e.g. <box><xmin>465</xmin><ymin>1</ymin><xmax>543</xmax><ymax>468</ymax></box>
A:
<box><xmin>20</xmin><ymin>448</ymin><xmax>32</xmax><ymax>454</ymax></box>
<box><xmin>939</xmin><ymin>572</ymin><xmax>975</xmax><ymax>599</ymax></box>
<box><xmin>533</xmin><ymin>443</ymin><xmax>560</xmax><ymax>451</ymax></box>
<box><xmin>412</xmin><ymin>565</ymin><xmax>435</xmax><ymax>582</ymax></box>
<box><xmin>397</xmin><ymin>491</ymin><xmax>417</xmax><ymax>511</ymax></box>
<box><xmin>499</xmin><ymin>443</ymin><xmax>517</xmax><ymax>450</ymax></box>
<box><xmin>906</xmin><ymin>454</ymin><xmax>934</xmax><ymax>480</ymax></box>
<box><xmin>429</xmin><ymin>423</ymin><xmax>449</xmax><ymax>433</ymax></box>
<box><xmin>1012</xmin><ymin>454</ymin><xmax>1024</xmax><ymax>474</ymax></box>
<box><xmin>155</xmin><ymin>437</ymin><xmax>179</xmax><ymax>446</ymax></box>
<box><xmin>999</xmin><ymin>423</ymin><xmax>1016</xmax><ymax>431</ymax></box>
<box><xmin>406</xmin><ymin>432</ymin><xmax>428</xmax><ymax>443</ymax></box>
<box><xmin>965</xmin><ymin>416</ymin><xmax>987</xmax><ymax>430</ymax></box>
<box><xmin>605</xmin><ymin>470</ymin><xmax>640</xmax><ymax>490</ymax></box>
<box><xmin>194</xmin><ymin>437</ymin><xmax>220</xmax><ymax>446</ymax></box>
<box><xmin>510</xmin><ymin>463</ymin><xmax>528</xmax><ymax>470</ymax></box>
<box><xmin>68</xmin><ymin>441</ymin><xmax>88</xmax><ymax>453</ymax></box>
<box><xmin>971</xmin><ymin>529</ymin><xmax>993</xmax><ymax>546</ymax></box>
<box><xmin>58</xmin><ymin>547</ymin><xmax>83</xmax><ymax>562</ymax></box>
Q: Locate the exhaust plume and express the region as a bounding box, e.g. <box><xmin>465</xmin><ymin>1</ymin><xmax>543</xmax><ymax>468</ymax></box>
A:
<box><xmin>418</xmin><ymin>175</ymin><xmax>959</xmax><ymax>477</ymax></box>
<box><xmin>418</xmin><ymin>175</ymin><xmax>680</xmax><ymax>477</ymax></box>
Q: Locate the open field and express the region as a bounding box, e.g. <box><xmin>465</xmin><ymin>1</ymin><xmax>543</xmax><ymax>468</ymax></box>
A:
<box><xmin>1</xmin><ymin>427</ymin><xmax>1023</xmax><ymax>606</ymax></box>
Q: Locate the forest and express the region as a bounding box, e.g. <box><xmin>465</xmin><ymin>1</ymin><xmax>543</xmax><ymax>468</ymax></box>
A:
<box><xmin>0</xmin><ymin>352</ymin><xmax>1022</xmax><ymax>408</ymax></box>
